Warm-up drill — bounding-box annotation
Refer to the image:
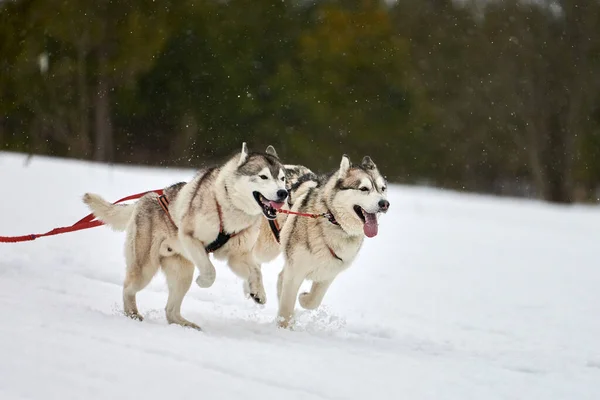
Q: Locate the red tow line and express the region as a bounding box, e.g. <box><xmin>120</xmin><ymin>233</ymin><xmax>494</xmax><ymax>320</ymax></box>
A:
<box><xmin>276</xmin><ymin>209</ymin><xmax>325</xmax><ymax>219</ymax></box>
<box><xmin>0</xmin><ymin>189</ymin><xmax>163</xmax><ymax>243</ymax></box>
<box><xmin>0</xmin><ymin>189</ymin><xmax>333</xmax><ymax>244</ymax></box>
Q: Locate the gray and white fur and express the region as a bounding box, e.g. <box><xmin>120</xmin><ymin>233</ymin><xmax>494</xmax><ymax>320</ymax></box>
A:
<box><xmin>253</xmin><ymin>164</ymin><xmax>319</xmax><ymax>264</ymax></box>
<box><xmin>83</xmin><ymin>143</ymin><xmax>288</xmax><ymax>330</ymax></box>
<box><xmin>275</xmin><ymin>154</ymin><xmax>390</xmax><ymax>328</ymax></box>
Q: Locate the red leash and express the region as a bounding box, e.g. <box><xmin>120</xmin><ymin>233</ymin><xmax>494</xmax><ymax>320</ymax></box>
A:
<box><xmin>276</xmin><ymin>209</ymin><xmax>327</xmax><ymax>219</ymax></box>
<box><xmin>0</xmin><ymin>190</ymin><xmax>333</xmax><ymax>244</ymax></box>
<box><xmin>276</xmin><ymin>208</ymin><xmax>339</xmax><ymax>226</ymax></box>
<box><xmin>0</xmin><ymin>189</ymin><xmax>163</xmax><ymax>243</ymax></box>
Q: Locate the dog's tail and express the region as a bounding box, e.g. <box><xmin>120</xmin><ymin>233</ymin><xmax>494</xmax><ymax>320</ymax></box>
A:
<box><xmin>82</xmin><ymin>193</ymin><xmax>135</xmax><ymax>232</ymax></box>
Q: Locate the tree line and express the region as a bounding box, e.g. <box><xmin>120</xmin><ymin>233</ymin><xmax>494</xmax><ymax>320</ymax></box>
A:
<box><xmin>1</xmin><ymin>0</ymin><xmax>600</xmax><ymax>203</ymax></box>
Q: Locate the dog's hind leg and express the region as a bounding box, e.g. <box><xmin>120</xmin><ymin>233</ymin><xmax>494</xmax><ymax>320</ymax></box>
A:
<box><xmin>123</xmin><ymin>227</ymin><xmax>160</xmax><ymax>321</ymax></box>
<box><xmin>276</xmin><ymin>265</ymin><xmax>305</xmax><ymax>329</ymax></box>
<box><xmin>299</xmin><ymin>278</ymin><xmax>334</xmax><ymax>310</ymax></box>
<box><xmin>228</xmin><ymin>253</ymin><xmax>266</xmax><ymax>304</ymax></box>
<box><xmin>161</xmin><ymin>255</ymin><xmax>201</xmax><ymax>331</ymax></box>
<box><xmin>123</xmin><ymin>261</ymin><xmax>159</xmax><ymax>321</ymax></box>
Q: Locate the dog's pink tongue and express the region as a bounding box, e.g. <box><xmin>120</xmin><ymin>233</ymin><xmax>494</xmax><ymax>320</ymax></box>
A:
<box><xmin>268</xmin><ymin>201</ymin><xmax>284</xmax><ymax>210</ymax></box>
<box><xmin>363</xmin><ymin>212</ymin><xmax>378</xmax><ymax>238</ymax></box>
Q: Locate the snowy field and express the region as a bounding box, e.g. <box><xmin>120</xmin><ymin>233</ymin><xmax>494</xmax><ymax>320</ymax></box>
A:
<box><xmin>1</xmin><ymin>150</ymin><xmax>599</xmax><ymax>400</ymax></box>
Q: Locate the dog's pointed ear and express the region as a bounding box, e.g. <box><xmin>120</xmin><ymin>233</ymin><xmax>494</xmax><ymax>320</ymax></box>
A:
<box><xmin>265</xmin><ymin>145</ymin><xmax>278</xmax><ymax>159</ymax></box>
<box><xmin>361</xmin><ymin>156</ymin><xmax>376</xmax><ymax>170</ymax></box>
<box><xmin>338</xmin><ymin>154</ymin><xmax>351</xmax><ymax>179</ymax></box>
<box><xmin>238</xmin><ymin>142</ymin><xmax>249</xmax><ymax>166</ymax></box>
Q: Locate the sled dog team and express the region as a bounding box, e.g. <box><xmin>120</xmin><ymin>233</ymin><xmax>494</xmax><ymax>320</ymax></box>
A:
<box><xmin>83</xmin><ymin>143</ymin><xmax>390</xmax><ymax>330</ymax></box>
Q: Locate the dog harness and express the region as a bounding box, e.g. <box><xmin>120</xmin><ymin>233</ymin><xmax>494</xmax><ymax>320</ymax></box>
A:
<box><xmin>157</xmin><ymin>193</ymin><xmax>240</xmax><ymax>253</ymax></box>
<box><xmin>268</xmin><ymin>219</ymin><xmax>281</xmax><ymax>243</ymax></box>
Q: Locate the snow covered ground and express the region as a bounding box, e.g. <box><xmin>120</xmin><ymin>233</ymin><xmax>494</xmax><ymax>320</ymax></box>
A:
<box><xmin>1</xmin><ymin>150</ymin><xmax>599</xmax><ymax>400</ymax></box>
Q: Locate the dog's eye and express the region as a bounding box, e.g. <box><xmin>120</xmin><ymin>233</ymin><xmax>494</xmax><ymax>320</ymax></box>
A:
<box><xmin>259</xmin><ymin>175</ymin><xmax>268</xmax><ymax>180</ymax></box>
<box><xmin>381</xmin><ymin>186</ymin><xmax>386</xmax><ymax>192</ymax></box>
<box><xmin>280</xmin><ymin>177</ymin><xmax>285</xmax><ymax>181</ymax></box>
<box><xmin>359</xmin><ymin>187</ymin><xmax>369</xmax><ymax>192</ymax></box>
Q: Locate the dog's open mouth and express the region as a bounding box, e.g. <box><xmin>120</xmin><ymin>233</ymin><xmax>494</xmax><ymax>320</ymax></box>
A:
<box><xmin>253</xmin><ymin>192</ymin><xmax>284</xmax><ymax>220</ymax></box>
<box><xmin>353</xmin><ymin>205</ymin><xmax>379</xmax><ymax>238</ymax></box>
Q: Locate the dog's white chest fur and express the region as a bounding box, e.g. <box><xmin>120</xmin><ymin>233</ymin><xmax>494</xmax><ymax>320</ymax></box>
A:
<box><xmin>305</xmin><ymin>236</ymin><xmax>363</xmax><ymax>281</ymax></box>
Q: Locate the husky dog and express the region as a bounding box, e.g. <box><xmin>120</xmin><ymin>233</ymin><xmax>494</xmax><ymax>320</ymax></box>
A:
<box><xmin>276</xmin><ymin>154</ymin><xmax>390</xmax><ymax>328</ymax></box>
<box><xmin>253</xmin><ymin>164</ymin><xmax>319</xmax><ymax>264</ymax></box>
<box><xmin>82</xmin><ymin>143</ymin><xmax>288</xmax><ymax>330</ymax></box>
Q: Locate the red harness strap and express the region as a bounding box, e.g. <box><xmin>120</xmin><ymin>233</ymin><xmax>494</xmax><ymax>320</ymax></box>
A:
<box><xmin>328</xmin><ymin>246</ymin><xmax>343</xmax><ymax>262</ymax></box>
<box><xmin>268</xmin><ymin>219</ymin><xmax>281</xmax><ymax>243</ymax></box>
<box><xmin>0</xmin><ymin>189</ymin><xmax>163</xmax><ymax>243</ymax></box>
<box><xmin>215</xmin><ymin>201</ymin><xmax>228</xmax><ymax>235</ymax></box>
<box><xmin>157</xmin><ymin>194</ymin><xmax>176</xmax><ymax>227</ymax></box>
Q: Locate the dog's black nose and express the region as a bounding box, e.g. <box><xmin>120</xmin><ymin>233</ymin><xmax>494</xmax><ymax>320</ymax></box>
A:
<box><xmin>277</xmin><ymin>189</ymin><xmax>288</xmax><ymax>200</ymax></box>
<box><xmin>378</xmin><ymin>199</ymin><xmax>390</xmax><ymax>211</ymax></box>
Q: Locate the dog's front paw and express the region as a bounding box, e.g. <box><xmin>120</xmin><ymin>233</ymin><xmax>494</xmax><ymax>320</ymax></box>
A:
<box><xmin>276</xmin><ymin>315</ymin><xmax>293</xmax><ymax>329</ymax></box>
<box><xmin>298</xmin><ymin>291</ymin><xmax>318</xmax><ymax>310</ymax></box>
<box><xmin>250</xmin><ymin>292</ymin><xmax>266</xmax><ymax>305</ymax></box>
<box><xmin>179</xmin><ymin>320</ymin><xmax>203</xmax><ymax>331</ymax></box>
<box><xmin>196</xmin><ymin>272</ymin><xmax>216</xmax><ymax>288</ymax></box>
<box><xmin>125</xmin><ymin>311</ymin><xmax>144</xmax><ymax>322</ymax></box>
<box><xmin>244</xmin><ymin>281</ymin><xmax>266</xmax><ymax>304</ymax></box>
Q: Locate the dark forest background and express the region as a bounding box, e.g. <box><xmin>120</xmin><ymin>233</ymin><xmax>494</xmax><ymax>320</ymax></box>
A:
<box><xmin>2</xmin><ymin>0</ymin><xmax>600</xmax><ymax>203</ymax></box>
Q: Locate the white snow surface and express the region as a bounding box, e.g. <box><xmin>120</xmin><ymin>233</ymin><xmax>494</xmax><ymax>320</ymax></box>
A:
<box><xmin>1</xmin><ymin>151</ymin><xmax>599</xmax><ymax>400</ymax></box>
